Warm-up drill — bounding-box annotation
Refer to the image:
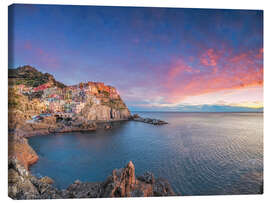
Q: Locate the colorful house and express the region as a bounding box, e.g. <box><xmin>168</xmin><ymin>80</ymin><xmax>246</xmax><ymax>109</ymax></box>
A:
<box><xmin>33</xmin><ymin>83</ymin><xmax>50</xmax><ymax>92</ymax></box>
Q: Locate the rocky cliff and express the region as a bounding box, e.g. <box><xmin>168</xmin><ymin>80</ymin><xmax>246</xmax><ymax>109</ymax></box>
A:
<box><xmin>8</xmin><ymin>134</ymin><xmax>39</xmax><ymax>170</ymax></box>
<box><xmin>78</xmin><ymin>81</ymin><xmax>131</xmax><ymax>121</ymax></box>
<box><xmin>81</xmin><ymin>103</ymin><xmax>130</xmax><ymax>121</ymax></box>
<box><xmin>8</xmin><ymin>160</ymin><xmax>175</xmax><ymax>199</ymax></box>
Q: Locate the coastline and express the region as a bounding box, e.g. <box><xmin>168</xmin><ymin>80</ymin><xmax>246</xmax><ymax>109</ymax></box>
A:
<box><xmin>8</xmin><ymin>66</ymin><xmax>172</xmax><ymax>199</ymax></box>
<box><xmin>9</xmin><ymin>113</ymin><xmax>168</xmax><ymax>168</ymax></box>
<box><xmin>8</xmin><ymin>115</ymin><xmax>173</xmax><ymax>199</ymax></box>
<box><xmin>9</xmin><ymin>116</ymin><xmax>130</xmax><ymax>168</ymax></box>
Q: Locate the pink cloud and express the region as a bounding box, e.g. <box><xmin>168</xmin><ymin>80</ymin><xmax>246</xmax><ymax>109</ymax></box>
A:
<box><xmin>167</xmin><ymin>59</ymin><xmax>200</xmax><ymax>83</ymax></box>
<box><xmin>164</xmin><ymin>48</ymin><xmax>263</xmax><ymax>103</ymax></box>
<box><xmin>200</xmin><ymin>48</ymin><xmax>220</xmax><ymax>67</ymax></box>
<box><xmin>21</xmin><ymin>41</ymin><xmax>60</xmax><ymax>70</ymax></box>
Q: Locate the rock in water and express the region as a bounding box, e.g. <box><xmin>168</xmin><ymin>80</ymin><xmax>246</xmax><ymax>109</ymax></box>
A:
<box><xmin>9</xmin><ymin>159</ymin><xmax>175</xmax><ymax>199</ymax></box>
<box><xmin>103</xmin><ymin>161</ymin><xmax>136</xmax><ymax>197</ymax></box>
<box><xmin>100</xmin><ymin>161</ymin><xmax>175</xmax><ymax>197</ymax></box>
<box><xmin>104</xmin><ymin>124</ymin><xmax>112</xmax><ymax>129</ymax></box>
<box><xmin>131</xmin><ymin>115</ymin><xmax>168</xmax><ymax>125</ymax></box>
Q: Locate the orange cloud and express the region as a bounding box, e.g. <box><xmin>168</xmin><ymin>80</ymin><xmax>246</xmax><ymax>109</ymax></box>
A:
<box><xmin>200</xmin><ymin>48</ymin><xmax>220</xmax><ymax>67</ymax></box>
<box><xmin>165</xmin><ymin>48</ymin><xmax>263</xmax><ymax>103</ymax></box>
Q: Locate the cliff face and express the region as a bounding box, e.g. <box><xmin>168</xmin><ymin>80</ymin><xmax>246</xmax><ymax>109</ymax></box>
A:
<box><xmin>80</xmin><ymin>101</ymin><xmax>130</xmax><ymax>121</ymax></box>
<box><xmin>8</xmin><ymin>134</ymin><xmax>39</xmax><ymax>170</ymax></box>
<box><xmin>76</xmin><ymin>81</ymin><xmax>131</xmax><ymax>121</ymax></box>
<box><xmin>81</xmin><ymin>104</ymin><xmax>130</xmax><ymax>120</ymax></box>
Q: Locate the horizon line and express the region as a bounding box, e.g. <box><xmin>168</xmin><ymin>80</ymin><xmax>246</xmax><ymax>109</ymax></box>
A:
<box><xmin>130</xmin><ymin>111</ymin><xmax>264</xmax><ymax>113</ymax></box>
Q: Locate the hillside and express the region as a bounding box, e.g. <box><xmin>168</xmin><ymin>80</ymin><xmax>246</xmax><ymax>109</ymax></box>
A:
<box><xmin>8</xmin><ymin>65</ymin><xmax>66</xmax><ymax>88</ymax></box>
<box><xmin>8</xmin><ymin>66</ymin><xmax>131</xmax><ymax>129</ymax></box>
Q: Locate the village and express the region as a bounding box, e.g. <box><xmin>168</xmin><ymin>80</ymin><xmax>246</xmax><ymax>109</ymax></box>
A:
<box><xmin>14</xmin><ymin>81</ymin><xmax>121</xmax><ymax>120</ymax></box>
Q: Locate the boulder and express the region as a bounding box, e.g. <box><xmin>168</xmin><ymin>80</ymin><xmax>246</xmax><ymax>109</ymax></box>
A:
<box><xmin>138</xmin><ymin>172</ymin><xmax>155</xmax><ymax>184</ymax></box>
<box><xmin>65</xmin><ymin>182</ymin><xmax>103</xmax><ymax>198</ymax></box>
<box><xmin>8</xmin><ymin>158</ymin><xmax>40</xmax><ymax>199</ymax></box>
<box><xmin>153</xmin><ymin>178</ymin><xmax>175</xmax><ymax>196</ymax></box>
<box><xmin>39</xmin><ymin>176</ymin><xmax>54</xmax><ymax>185</ymax></box>
<box><xmin>8</xmin><ymin>159</ymin><xmax>175</xmax><ymax>199</ymax></box>
<box><xmin>104</xmin><ymin>124</ymin><xmax>112</xmax><ymax>129</ymax></box>
<box><xmin>8</xmin><ymin>157</ymin><xmax>62</xmax><ymax>199</ymax></box>
<box><xmin>132</xmin><ymin>114</ymin><xmax>140</xmax><ymax>119</ymax></box>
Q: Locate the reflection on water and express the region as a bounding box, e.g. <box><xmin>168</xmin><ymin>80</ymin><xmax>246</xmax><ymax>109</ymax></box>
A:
<box><xmin>29</xmin><ymin>112</ymin><xmax>263</xmax><ymax>195</ymax></box>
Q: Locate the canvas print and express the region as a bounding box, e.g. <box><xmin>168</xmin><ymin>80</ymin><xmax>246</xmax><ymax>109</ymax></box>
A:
<box><xmin>8</xmin><ymin>4</ymin><xmax>263</xmax><ymax>199</ymax></box>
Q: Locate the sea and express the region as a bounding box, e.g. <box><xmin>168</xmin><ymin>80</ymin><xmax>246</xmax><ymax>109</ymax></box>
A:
<box><xmin>28</xmin><ymin>112</ymin><xmax>263</xmax><ymax>195</ymax></box>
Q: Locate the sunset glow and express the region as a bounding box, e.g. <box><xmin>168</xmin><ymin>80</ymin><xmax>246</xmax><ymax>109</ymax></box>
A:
<box><xmin>9</xmin><ymin>5</ymin><xmax>263</xmax><ymax>112</ymax></box>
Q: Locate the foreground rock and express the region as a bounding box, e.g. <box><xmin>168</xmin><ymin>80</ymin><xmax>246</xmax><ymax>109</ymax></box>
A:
<box><xmin>8</xmin><ymin>158</ymin><xmax>62</xmax><ymax>199</ymax></box>
<box><xmin>8</xmin><ymin>133</ymin><xmax>39</xmax><ymax>170</ymax></box>
<box><xmin>131</xmin><ymin>114</ymin><xmax>168</xmax><ymax>125</ymax></box>
<box><xmin>8</xmin><ymin>160</ymin><xmax>175</xmax><ymax>199</ymax></box>
<box><xmin>40</xmin><ymin>176</ymin><xmax>54</xmax><ymax>185</ymax></box>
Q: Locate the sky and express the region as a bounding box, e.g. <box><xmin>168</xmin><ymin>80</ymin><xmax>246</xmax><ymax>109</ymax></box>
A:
<box><xmin>8</xmin><ymin>4</ymin><xmax>263</xmax><ymax>112</ymax></box>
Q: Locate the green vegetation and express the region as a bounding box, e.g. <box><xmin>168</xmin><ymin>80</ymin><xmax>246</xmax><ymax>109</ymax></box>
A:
<box><xmin>8</xmin><ymin>88</ymin><xmax>23</xmax><ymax>110</ymax></box>
<box><xmin>8</xmin><ymin>65</ymin><xmax>66</xmax><ymax>88</ymax></box>
<box><xmin>101</xmin><ymin>91</ymin><xmax>110</xmax><ymax>97</ymax></box>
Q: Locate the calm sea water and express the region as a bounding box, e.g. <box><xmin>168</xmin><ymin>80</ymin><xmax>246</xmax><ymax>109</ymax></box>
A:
<box><xmin>28</xmin><ymin>112</ymin><xmax>263</xmax><ymax>195</ymax></box>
